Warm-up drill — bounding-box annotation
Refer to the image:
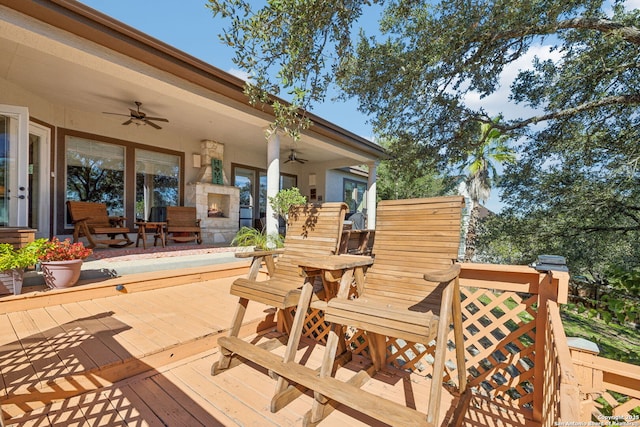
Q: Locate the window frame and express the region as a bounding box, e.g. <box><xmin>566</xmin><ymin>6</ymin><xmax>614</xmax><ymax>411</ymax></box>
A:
<box><xmin>56</xmin><ymin>128</ymin><xmax>184</xmax><ymax>234</ymax></box>
<box><xmin>343</xmin><ymin>177</ymin><xmax>367</xmax><ymax>213</ymax></box>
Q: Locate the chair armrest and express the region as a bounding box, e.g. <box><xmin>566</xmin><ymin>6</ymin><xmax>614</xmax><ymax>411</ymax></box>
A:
<box><xmin>296</xmin><ymin>254</ymin><xmax>374</xmax><ymax>271</ymax></box>
<box><xmin>423</xmin><ymin>264</ymin><xmax>461</xmax><ymax>283</ymax></box>
<box><xmin>72</xmin><ymin>216</ymin><xmax>91</xmax><ymax>224</ymax></box>
<box><xmin>234</xmin><ymin>248</ymin><xmax>285</xmax><ymax>258</ymax></box>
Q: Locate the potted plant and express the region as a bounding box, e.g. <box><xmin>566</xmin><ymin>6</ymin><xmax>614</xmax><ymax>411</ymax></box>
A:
<box><xmin>231</xmin><ymin>226</ymin><xmax>283</xmax><ymax>251</ymax></box>
<box><xmin>268</xmin><ymin>187</ymin><xmax>307</xmax><ymax>235</ymax></box>
<box><xmin>39</xmin><ymin>237</ymin><xmax>93</xmax><ymax>289</ymax></box>
<box><xmin>0</xmin><ymin>239</ymin><xmax>49</xmax><ymax>295</ymax></box>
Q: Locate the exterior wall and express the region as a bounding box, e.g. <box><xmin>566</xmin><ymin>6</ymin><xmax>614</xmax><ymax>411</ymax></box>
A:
<box><xmin>325</xmin><ymin>169</ymin><xmax>368</xmax><ymax>208</ymax></box>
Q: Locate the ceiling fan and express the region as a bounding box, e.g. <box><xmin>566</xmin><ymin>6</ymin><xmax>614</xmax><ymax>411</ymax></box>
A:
<box><xmin>103</xmin><ymin>101</ymin><xmax>169</xmax><ymax>129</ymax></box>
<box><xmin>284</xmin><ymin>149</ymin><xmax>308</xmax><ymax>164</ymax></box>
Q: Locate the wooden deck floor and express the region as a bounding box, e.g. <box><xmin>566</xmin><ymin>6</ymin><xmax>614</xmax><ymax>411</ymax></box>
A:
<box><xmin>0</xmin><ymin>272</ymin><xmax>536</xmax><ymax>427</ymax></box>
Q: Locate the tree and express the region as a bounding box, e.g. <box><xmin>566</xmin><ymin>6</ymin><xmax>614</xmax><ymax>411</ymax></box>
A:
<box><xmin>460</xmin><ymin>118</ymin><xmax>515</xmax><ymax>261</ymax></box>
<box><xmin>209</xmin><ymin>0</ymin><xmax>640</xmax><ymax>274</ymax></box>
<box><xmin>207</xmin><ymin>0</ymin><xmax>640</xmax><ymax>158</ymax></box>
<box><xmin>376</xmin><ymin>139</ymin><xmax>453</xmax><ymax>201</ymax></box>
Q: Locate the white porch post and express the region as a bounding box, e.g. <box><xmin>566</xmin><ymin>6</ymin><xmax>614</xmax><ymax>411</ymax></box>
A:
<box><xmin>266</xmin><ymin>130</ymin><xmax>281</xmax><ymax>240</ymax></box>
<box><xmin>367</xmin><ymin>161</ymin><xmax>378</xmax><ymax>229</ymax></box>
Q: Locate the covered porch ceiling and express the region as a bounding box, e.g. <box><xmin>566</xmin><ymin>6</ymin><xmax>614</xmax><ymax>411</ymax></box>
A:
<box><xmin>0</xmin><ymin>0</ymin><xmax>384</xmax><ymax>167</ymax></box>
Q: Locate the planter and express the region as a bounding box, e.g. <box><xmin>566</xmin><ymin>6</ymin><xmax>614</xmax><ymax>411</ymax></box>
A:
<box><xmin>0</xmin><ymin>268</ymin><xmax>24</xmax><ymax>295</ymax></box>
<box><xmin>41</xmin><ymin>259</ymin><xmax>83</xmax><ymax>289</ymax></box>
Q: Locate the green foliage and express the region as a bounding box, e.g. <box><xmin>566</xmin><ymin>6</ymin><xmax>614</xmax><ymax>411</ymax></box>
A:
<box><xmin>561</xmin><ymin>309</ymin><xmax>640</xmax><ymax>365</ymax></box>
<box><xmin>268</xmin><ymin>187</ymin><xmax>307</xmax><ymax>220</ymax></box>
<box><xmin>0</xmin><ymin>239</ymin><xmax>49</xmax><ymax>271</ymax></box>
<box><xmin>231</xmin><ymin>226</ymin><xmax>283</xmax><ymax>249</ymax></box>
<box><xmin>376</xmin><ymin>138</ymin><xmax>453</xmax><ymax>200</ymax></box>
<box><xmin>207</xmin><ymin>0</ymin><xmax>373</xmax><ymax>139</ymax></box>
<box><xmin>564</xmin><ymin>270</ymin><xmax>640</xmax><ymax>326</ymax></box>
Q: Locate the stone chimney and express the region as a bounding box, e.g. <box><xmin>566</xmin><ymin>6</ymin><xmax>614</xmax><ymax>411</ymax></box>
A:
<box><xmin>195</xmin><ymin>139</ymin><xmax>226</xmax><ymax>184</ymax></box>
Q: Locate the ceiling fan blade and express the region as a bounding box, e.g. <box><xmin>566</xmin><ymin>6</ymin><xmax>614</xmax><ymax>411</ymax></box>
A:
<box><xmin>146</xmin><ymin>120</ymin><xmax>162</xmax><ymax>130</ymax></box>
<box><xmin>122</xmin><ymin>119</ymin><xmax>133</xmax><ymax>125</ymax></box>
<box><xmin>103</xmin><ymin>112</ymin><xmax>130</xmax><ymax>117</ymax></box>
<box><xmin>145</xmin><ymin>117</ymin><xmax>169</xmax><ymax>122</ymax></box>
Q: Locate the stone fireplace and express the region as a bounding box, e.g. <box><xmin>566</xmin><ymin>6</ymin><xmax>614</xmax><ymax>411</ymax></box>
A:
<box><xmin>185</xmin><ymin>140</ymin><xmax>239</xmax><ymax>244</ymax></box>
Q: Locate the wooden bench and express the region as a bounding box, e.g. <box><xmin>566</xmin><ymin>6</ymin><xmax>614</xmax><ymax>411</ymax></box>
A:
<box><xmin>67</xmin><ymin>201</ymin><xmax>133</xmax><ymax>249</ymax></box>
<box><xmin>165</xmin><ymin>206</ymin><xmax>202</xmax><ymax>244</ymax></box>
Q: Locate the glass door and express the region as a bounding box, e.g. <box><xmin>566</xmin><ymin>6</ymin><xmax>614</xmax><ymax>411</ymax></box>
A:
<box><xmin>0</xmin><ymin>105</ymin><xmax>29</xmax><ymax>227</ymax></box>
<box><xmin>235</xmin><ymin>167</ymin><xmax>255</xmax><ymax>228</ymax></box>
<box><xmin>28</xmin><ymin>122</ymin><xmax>51</xmax><ymax>237</ymax></box>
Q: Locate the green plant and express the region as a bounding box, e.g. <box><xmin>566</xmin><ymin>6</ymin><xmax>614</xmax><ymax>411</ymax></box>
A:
<box><xmin>0</xmin><ymin>239</ymin><xmax>49</xmax><ymax>271</ymax></box>
<box><xmin>231</xmin><ymin>226</ymin><xmax>283</xmax><ymax>249</ymax></box>
<box><xmin>39</xmin><ymin>237</ymin><xmax>93</xmax><ymax>262</ymax></box>
<box><xmin>268</xmin><ymin>187</ymin><xmax>307</xmax><ymax>221</ymax></box>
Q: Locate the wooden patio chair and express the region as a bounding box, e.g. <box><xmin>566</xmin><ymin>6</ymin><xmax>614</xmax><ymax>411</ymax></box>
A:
<box><xmin>165</xmin><ymin>206</ymin><xmax>202</xmax><ymax>244</ymax></box>
<box><xmin>211</xmin><ymin>202</ymin><xmax>347</xmax><ymax>376</ymax></box>
<box><xmin>67</xmin><ymin>201</ymin><xmax>133</xmax><ymax>249</ymax></box>
<box><xmin>303</xmin><ymin>196</ymin><xmax>468</xmax><ymax>426</ymax></box>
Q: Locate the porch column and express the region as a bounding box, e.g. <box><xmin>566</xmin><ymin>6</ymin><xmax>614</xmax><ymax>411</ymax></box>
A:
<box><xmin>367</xmin><ymin>161</ymin><xmax>378</xmax><ymax>229</ymax></box>
<box><xmin>266</xmin><ymin>130</ymin><xmax>281</xmax><ymax>241</ymax></box>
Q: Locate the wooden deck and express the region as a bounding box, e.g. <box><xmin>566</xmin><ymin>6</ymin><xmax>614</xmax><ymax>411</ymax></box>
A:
<box><xmin>0</xmin><ymin>267</ymin><xmax>537</xmax><ymax>426</ymax></box>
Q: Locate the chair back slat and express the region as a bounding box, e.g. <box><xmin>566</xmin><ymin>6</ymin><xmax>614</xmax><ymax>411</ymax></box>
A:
<box><xmin>67</xmin><ymin>201</ymin><xmax>112</xmax><ymax>228</ymax></box>
<box><xmin>166</xmin><ymin>206</ymin><xmax>199</xmax><ymax>227</ymax></box>
<box><xmin>272</xmin><ymin>203</ymin><xmax>347</xmax><ymax>281</ymax></box>
<box><xmin>365</xmin><ymin>196</ymin><xmax>464</xmax><ymax>303</ymax></box>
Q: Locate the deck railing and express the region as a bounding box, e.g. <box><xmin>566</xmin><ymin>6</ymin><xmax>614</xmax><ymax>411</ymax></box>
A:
<box><xmin>299</xmin><ymin>262</ymin><xmax>579</xmax><ymax>422</ymax></box>
<box><xmin>541</xmin><ymin>299</ymin><xmax>581</xmax><ymax>425</ymax></box>
<box><xmin>571</xmin><ymin>346</ymin><xmax>640</xmax><ymax>423</ymax></box>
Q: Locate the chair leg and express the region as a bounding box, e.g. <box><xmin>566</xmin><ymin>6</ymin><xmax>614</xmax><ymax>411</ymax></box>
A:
<box><xmin>426</xmin><ymin>280</ymin><xmax>456</xmax><ymax>426</ymax></box>
<box><xmin>271</xmin><ymin>281</ymin><xmax>314</xmax><ymax>412</ymax></box>
<box><xmin>307</xmin><ymin>322</ymin><xmax>342</xmax><ymax>425</ymax></box>
<box><xmin>212</xmin><ymin>297</ymin><xmax>248</xmax><ymax>375</ymax></box>
<box><xmin>452</xmin><ymin>277</ymin><xmax>467</xmax><ymax>393</ymax></box>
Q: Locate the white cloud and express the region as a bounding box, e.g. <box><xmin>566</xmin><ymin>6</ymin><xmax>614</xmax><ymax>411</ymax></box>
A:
<box><xmin>464</xmin><ymin>44</ymin><xmax>562</xmax><ymax>120</ymax></box>
<box><xmin>624</xmin><ymin>0</ymin><xmax>640</xmax><ymax>10</ymax></box>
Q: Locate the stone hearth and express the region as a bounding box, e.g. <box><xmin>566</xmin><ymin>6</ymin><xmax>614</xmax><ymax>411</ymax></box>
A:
<box><xmin>185</xmin><ymin>183</ymin><xmax>239</xmax><ymax>244</ymax></box>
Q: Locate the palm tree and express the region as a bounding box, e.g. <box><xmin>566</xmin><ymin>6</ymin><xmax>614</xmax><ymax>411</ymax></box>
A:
<box><xmin>461</xmin><ymin>117</ymin><xmax>516</xmax><ymax>262</ymax></box>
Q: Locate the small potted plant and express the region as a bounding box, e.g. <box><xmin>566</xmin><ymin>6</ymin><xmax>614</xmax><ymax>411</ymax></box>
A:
<box><xmin>39</xmin><ymin>237</ymin><xmax>93</xmax><ymax>289</ymax></box>
<box><xmin>231</xmin><ymin>226</ymin><xmax>284</xmax><ymax>251</ymax></box>
<box><xmin>0</xmin><ymin>239</ymin><xmax>49</xmax><ymax>295</ymax></box>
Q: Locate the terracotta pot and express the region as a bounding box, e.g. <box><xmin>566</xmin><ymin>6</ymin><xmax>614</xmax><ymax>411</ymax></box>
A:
<box><xmin>41</xmin><ymin>259</ymin><xmax>83</xmax><ymax>289</ymax></box>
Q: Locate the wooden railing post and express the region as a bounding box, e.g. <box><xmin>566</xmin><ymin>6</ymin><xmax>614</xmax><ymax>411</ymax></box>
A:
<box><xmin>534</xmin><ymin>270</ymin><xmax>570</xmax><ymax>422</ymax></box>
<box><xmin>568</xmin><ymin>338</ymin><xmax>602</xmax><ymax>420</ymax></box>
<box><xmin>533</xmin><ymin>271</ymin><xmax>556</xmax><ymax>421</ymax></box>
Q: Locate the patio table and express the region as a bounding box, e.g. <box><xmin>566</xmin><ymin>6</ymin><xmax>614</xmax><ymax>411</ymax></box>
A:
<box><xmin>135</xmin><ymin>221</ymin><xmax>166</xmax><ymax>249</ymax></box>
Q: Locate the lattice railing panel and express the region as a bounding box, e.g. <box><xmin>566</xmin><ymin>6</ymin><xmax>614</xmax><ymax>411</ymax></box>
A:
<box><xmin>593</xmin><ymin>391</ymin><xmax>640</xmax><ymax>424</ymax></box>
<box><xmin>288</xmin><ymin>267</ymin><xmax>547</xmax><ymax>414</ymax></box>
<box><xmin>366</xmin><ymin>286</ymin><xmax>541</xmax><ymax>411</ymax></box>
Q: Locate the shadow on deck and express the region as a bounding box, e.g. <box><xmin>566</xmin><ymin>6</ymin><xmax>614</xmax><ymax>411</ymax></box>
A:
<box><xmin>0</xmin><ymin>265</ymin><xmax>534</xmax><ymax>427</ymax></box>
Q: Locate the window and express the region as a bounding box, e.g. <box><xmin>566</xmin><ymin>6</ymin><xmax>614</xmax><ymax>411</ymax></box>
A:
<box><xmin>135</xmin><ymin>149</ymin><xmax>180</xmax><ymax>220</ymax></box>
<box><xmin>343</xmin><ymin>178</ymin><xmax>367</xmax><ymax>213</ymax></box>
<box><xmin>58</xmin><ymin>129</ymin><xmax>183</xmax><ymax>233</ymax></box>
<box><xmin>66</xmin><ymin>136</ymin><xmax>125</xmax><ymax>215</ymax></box>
